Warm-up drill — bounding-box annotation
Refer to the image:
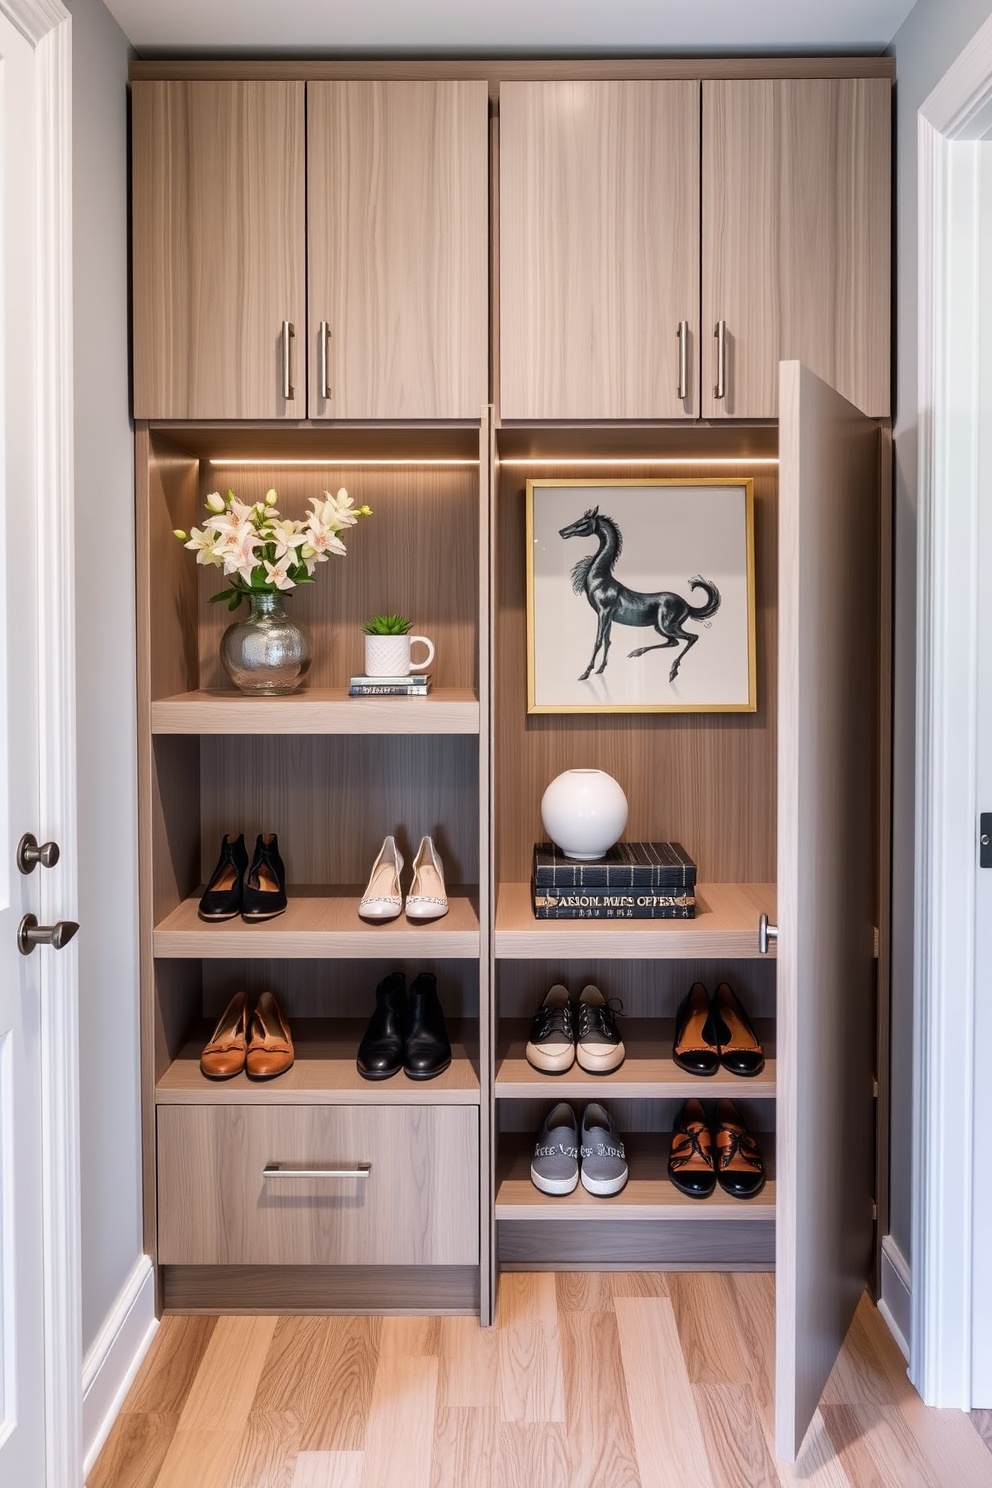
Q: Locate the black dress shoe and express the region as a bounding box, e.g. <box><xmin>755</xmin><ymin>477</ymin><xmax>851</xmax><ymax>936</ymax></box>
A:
<box><xmin>709</xmin><ymin>982</ymin><xmax>765</xmax><ymax>1077</ymax></box>
<box><xmin>714</xmin><ymin>1099</ymin><xmax>766</xmax><ymax>1199</ymax></box>
<box><xmin>356</xmin><ymin>973</ymin><xmax>408</xmax><ymax>1081</ymax></box>
<box><xmin>404</xmin><ymin>972</ymin><xmax>451</xmax><ymax>1080</ymax></box>
<box><xmin>672</xmin><ymin>982</ymin><xmax>720</xmax><ymax>1075</ymax></box>
<box><xmin>198</xmin><ymin>833</ymin><xmax>249</xmax><ymax>921</ymax></box>
<box><xmin>667</xmin><ymin>1098</ymin><xmax>716</xmax><ymax>1198</ymax></box>
<box><xmin>241</xmin><ymin>833</ymin><xmax>288</xmax><ymax>921</ymax></box>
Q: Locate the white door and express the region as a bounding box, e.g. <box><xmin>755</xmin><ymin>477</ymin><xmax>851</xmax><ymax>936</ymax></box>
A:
<box><xmin>0</xmin><ymin>5</ymin><xmax>78</xmax><ymax>1484</ymax></box>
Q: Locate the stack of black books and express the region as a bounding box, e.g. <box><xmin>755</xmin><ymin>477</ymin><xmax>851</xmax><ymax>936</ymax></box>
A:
<box><xmin>532</xmin><ymin>841</ymin><xmax>697</xmax><ymax>919</ymax></box>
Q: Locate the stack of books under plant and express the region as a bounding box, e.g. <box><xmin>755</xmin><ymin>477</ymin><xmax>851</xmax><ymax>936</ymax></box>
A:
<box><xmin>350</xmin><ymin>613</ymin><xmax>434</xmax><ymax>696</ymax></box>
<box><xmin>532</xmin><ymin>841</ymin><xmax>697</xmax><ymax>919</ymax></box>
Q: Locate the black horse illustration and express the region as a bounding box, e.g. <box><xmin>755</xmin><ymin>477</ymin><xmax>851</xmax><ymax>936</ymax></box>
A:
<box><xmin>559</xmin><ymin>507</ymin><xmax>721</xmax><ymax>682</ymax></box>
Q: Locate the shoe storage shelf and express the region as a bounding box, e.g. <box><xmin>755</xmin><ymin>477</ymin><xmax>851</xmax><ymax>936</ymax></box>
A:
<box><xmin>137</xmin><ymin>419</ymin><xmax>491</xmax><ymax>1317</ymax></box>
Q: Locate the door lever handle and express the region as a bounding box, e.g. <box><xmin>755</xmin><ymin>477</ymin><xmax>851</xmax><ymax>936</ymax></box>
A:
<box><xmin>16</xmin><ymin>833</ymin><xmax>60</xmax><ymax>874</ymax></box>
<box><xmin>17</xmin><ymin>914</ymin><xmax>79</xmax><ymax>956</ymax></box>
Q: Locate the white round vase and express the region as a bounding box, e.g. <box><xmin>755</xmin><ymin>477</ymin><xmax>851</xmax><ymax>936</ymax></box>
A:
<box><xmin>540</xmin><ymin>769</ymin><xmax>629</xmax><ymax>861</ymax></box>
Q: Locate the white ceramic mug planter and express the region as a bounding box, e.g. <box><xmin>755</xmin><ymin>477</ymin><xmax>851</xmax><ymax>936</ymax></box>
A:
<box><xmin>364</xmin><ymin>632</ymin><xmax>435</xmax><ymax>677</ymax></box>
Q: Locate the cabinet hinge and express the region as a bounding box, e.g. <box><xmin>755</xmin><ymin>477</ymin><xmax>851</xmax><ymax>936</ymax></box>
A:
<box><xmin>872</xmin><ymin>1077</ymin><xmax>879</xmax><ymax>1099</ymax></box>
<box><xmin>872</xmin><ymin>1201</ymin><xmax>878</xmax><ymax>1222</ymax></box>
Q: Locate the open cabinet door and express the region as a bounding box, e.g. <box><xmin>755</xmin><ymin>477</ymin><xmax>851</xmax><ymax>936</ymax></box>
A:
<box><xmin>775</xmin><ymin>362</ymin><xmax>880</xmax><ymax>1459</ymax></box>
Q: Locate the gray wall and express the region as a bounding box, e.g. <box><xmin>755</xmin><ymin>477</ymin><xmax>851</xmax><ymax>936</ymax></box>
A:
<box><xmin>888</xmin><ymin>0</ymin><xmax>992</xmax><ymax>1263</ymax></box>
<box><xmin>64</xmin><ymin>0</ymin><xmax>140</xmax><ymax>1356</ymax></box>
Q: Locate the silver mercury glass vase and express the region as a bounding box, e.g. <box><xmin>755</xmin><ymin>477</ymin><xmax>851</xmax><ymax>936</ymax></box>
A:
<box><xmin>220</xmin><ymin>591</ymin><xmax>312</xmax><ymax>696</ymax></box>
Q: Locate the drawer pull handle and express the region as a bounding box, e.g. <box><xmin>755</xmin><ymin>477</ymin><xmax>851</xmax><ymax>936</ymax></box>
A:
<box><xmin>319</xmin><ymin>320</ymin><xmax>331</xmax><ymax>400</ymax></box>
<box><xmin>263</xmin><ymin>1162</ymin><xmax>371</xmax><ymax>1180</ymax></box>
<box><xmin>714</xmin><ymin>319</ymin><xmax>727</xmax><ymax>401</ymax></box>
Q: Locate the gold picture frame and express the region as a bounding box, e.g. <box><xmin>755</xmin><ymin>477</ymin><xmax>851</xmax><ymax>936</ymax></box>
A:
<box><xmin>525</xmin><ymin>478</ymin><xmax>757</xmax><ymax>714</ymax></box>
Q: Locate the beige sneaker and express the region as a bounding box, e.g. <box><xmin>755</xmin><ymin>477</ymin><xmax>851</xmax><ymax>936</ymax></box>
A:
<box><xmin>575</xmin><ymin>984</ymin><xmax>625</xmax><ymax>1074</ymax></box>
<box><xmin>525</xmin><ymin>984</ymin><xmax>575</xmax><ymax>1073</ymax></box>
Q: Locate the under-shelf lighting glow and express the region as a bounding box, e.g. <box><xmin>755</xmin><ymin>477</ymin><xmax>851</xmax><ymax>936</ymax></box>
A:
<box><xmin>499</xmin><ymin>457</ymin><xmax>779</xmax><ymax>468</ymax></box>
<box><xmin>208</xmin><ymin>458</ymin><xmax>480</xmax><ymax>467</ymax></box>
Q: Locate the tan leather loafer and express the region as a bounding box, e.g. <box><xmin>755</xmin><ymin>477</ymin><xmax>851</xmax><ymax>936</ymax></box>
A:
<box><xmin>246</xmin><ymin>990</ymin><xmax>294</xmax><ymax>1079</ymax></box>
<box><xmin>200</xmin><ymin>991</ymin><xmax>248</xmax><ymax>1079</ymax></box>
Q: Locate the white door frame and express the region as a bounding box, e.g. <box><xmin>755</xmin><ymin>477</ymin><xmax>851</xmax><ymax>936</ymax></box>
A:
<box><xmin>915</xmin><ymin>11</ymin><xmax>992</xmax><ymax>1410</ymax></box>
<box><xmin>2</xmin><ymin>0</ymin><xmax>80</xmax><ymax>1480</ymax></box>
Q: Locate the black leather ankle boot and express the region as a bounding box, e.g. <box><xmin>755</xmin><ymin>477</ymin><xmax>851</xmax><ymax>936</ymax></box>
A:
<box><xmin>356</xmin><ymin>972</ymin><xmax>408</xmax><ymax>1080</ymax></box>
<box><xmin>404</xmin><ymin>972</ymin><xmax>451</xmax><ymax>1080</ymax></box>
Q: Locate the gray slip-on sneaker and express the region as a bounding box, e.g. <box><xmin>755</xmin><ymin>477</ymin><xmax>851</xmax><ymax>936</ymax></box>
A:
<box><xmin>525</xmin><ymin>984</ymin><xmax>575</xmax><ymax>1074</ymax></box>
<box><xmin>530</xmin><ymin>1102</ymin><xmax>580</xmax><ymax>1195</ymax></box>
<box><xmin>580</xmin><ymin>1102</ymin><xmax>629</xmax><ymax>1196</ymax></box>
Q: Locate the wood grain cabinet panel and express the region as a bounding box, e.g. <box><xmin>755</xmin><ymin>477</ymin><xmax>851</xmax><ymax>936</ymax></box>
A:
<box><xmin>157</xmin><ymin>1104</ymin><xmax>480</xmax><ymax>1266</ymax></box>
<box><xmin>132</xmin><ymin>81</ymin><xmax>306</xmax><ymax>420</ymax></box>
<box><xmin>307</xmin><ymin>81</ymin><xmax>489</xmax><ymax>419</ymax></box>
<box><xmin>702</xmin><ymin>79</ymin><xmax>891</xmax><ymax>418</ymax></box>
<box><xmin>499</xmin><ymin>80</ymin><xmax>701</xmax><ymax>420</ymax></box>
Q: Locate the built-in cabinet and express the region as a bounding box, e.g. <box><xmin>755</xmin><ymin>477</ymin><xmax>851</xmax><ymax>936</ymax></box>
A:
<box><xmin>131</xmin><ymin>57</ymin><xmax>892</xmax><ymax>1464</ymax></box>
<box><xmin>499</xmin><ymin>80</ymin><xmax>702</xmax><ymax>420</ymax></box>
<box><xmin>499</xmin><ymin>76</ymin><xmax>890</xmax><ymax>420</ymax></box>
<box><xmin>132</xmin><ymin>79</ymin><xmax>489</xmax><ymax>420</ymax></box>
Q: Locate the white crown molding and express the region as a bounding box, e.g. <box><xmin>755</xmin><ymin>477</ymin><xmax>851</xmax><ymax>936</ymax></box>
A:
<box><xmin>2</xmin><ymin>0</ymin><xmax>66</xmax><ymax>45</ymax></box>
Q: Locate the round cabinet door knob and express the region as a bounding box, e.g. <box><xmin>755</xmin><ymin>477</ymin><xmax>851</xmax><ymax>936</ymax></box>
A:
<box><xmin>16</xmin><ymin>832</ymin><xmax>61</xmax><ymax>875</ymax></box>
<box><xmin>17</xmin><ymin>914</ymin><xmax>79</xmax><ymax>956</ymax></box>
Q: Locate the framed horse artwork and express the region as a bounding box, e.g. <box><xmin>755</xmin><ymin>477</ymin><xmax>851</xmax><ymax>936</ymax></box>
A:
<box><xmin>525</xmin><ymin>479</ymin><xmax>756</xmax><ymax>713</ymax></box>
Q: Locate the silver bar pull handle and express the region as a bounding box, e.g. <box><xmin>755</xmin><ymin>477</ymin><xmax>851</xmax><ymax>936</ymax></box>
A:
<box><xmin>282</xmin><ymin>320</ymin><xmax>295</xmax><ymax>401</ymax></box>
<box><xmin>263</xmin><ymin>1162</ymin><xmax>371</xmax><ymax>1180</ymax></box>
<box><xmin>319</xmin><ymin>321</ymin><xmax>330</xmax><ymax>401</ymax></box>
<box><xmin>677</xmin><ymin>320</ymin><xmax>688</xmax><ymax>402</ymax></box>
<box><xmin>18</xmin><ymin>914</ymin><xmax>79</xmax><ymax>956</ymax></box>
<box><xmin>714</xmin><ymin>319</ymin><xmax>726</xmax><ymax>401</ymax></box>
<box><xmin>758</xmin><ymin>913</ymin><xmax>778</xmax><ymax>955</ymax></box>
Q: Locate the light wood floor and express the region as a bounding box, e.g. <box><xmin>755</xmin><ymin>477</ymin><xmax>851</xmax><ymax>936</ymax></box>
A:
<box><xmin>89</xmin><ymin>1275</ymin><xmax>992</xmax><ymax>1488</ymax></box>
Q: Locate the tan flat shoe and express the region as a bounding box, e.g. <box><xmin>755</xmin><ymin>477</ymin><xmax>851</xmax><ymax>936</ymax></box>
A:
<box><xmin>200</xmin><ymin>991</ymin><xmax>248</xmax><ymax>1079</ymax></box>
<box><xmin>246</xmin><ymin>990</ymin><xmax>295</xmax><ymax>1079</ymax></box>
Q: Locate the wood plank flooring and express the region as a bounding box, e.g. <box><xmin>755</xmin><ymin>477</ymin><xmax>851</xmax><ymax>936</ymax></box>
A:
<box><xmin>88</xmin><ymin>1276</ymin><xmax>992</xmax><ymax>1488</ymax></box>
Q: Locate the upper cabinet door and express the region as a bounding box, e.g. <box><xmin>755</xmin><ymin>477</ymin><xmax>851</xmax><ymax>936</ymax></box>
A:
<box><xmin>132</xmin><ymin>81</ymin><xmax>306</xmax><ymax>421</ymax></box>
<box><xmin>308</xmin><ymin>81</ymin><xmax>489</xmax><ymax>421</ymax></box>
<box><xmin>703</xmin><ymin>79</ymin><xmax>890</xmax><ymax>420</ymax></box>
<box><xmin>499</xmin><ymin>81</ymin><xmax>701</xmax><ymax>420</ymax></box>
<box><xmin>775</xmin><ymin>362</ymin><xmax>879</xmax><ymax>1460</ymax></box>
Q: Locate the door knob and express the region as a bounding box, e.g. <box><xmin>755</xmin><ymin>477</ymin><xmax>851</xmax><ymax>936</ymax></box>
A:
<box><xmin>758</xmin><ymin>912</ymin><xmax>778</xmax><ymax>955</ymax></box>
<box><xmin>16</xmin><ymin>832</ymin><xmax>60</xmax><ymax>874</ymax></box>
<box><xmin>17</xmin><ymin>914</ymin><xmax>79</xmax><ymax>956</ymax></box>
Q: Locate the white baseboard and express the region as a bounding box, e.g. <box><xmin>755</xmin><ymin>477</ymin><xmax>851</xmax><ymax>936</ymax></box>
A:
<box><xmin>879</xmin><ymin>1234</ymin><xmax>912</xmax><ymax>1362</ymax></box>
<box><xmin>82</xmin><ymin>1255</ymin><xmax>158</xmax><ymax>1476</ymax></box>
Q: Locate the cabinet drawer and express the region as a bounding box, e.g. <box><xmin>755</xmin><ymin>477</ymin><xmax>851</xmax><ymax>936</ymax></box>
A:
<box><xmin>157</xmin><ymin>1104</ymin><xmax>479</xmax><ymax>1266</ymax></box>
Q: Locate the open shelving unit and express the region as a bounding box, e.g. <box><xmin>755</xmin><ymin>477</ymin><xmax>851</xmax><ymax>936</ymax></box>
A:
<box><xmin>136</xmin><ymin>416</ymin><xmax>493</xmax><ymax>1316</ymax></box>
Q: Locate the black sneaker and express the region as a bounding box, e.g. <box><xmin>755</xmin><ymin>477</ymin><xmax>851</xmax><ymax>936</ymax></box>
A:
<box><xmin>575</xmin><ymin>984</ymin><xmax>624</xmax><ymax>1074</ymax></box>
<box><xmin>525</xmin><ymin>984</ymin><xmax>575</xmax><ymax>1073</ymax></box>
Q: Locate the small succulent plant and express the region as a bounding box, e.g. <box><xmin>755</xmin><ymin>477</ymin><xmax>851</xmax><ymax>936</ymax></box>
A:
<box><xmin>363</xmin><ymin>613</ymin><xmax>413</xmax><ymax>635</ymax></box>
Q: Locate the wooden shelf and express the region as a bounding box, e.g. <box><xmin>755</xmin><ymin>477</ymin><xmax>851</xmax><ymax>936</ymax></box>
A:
<box><xmin>494</xmin><ymin>882</ymin><xmax>776</xmax><ymax>959</ymax></box>
<box><xmin>495</xmin><ymin>1018</ymin><xmax>776</xmax><ymax>1100</ymax></box>
<box><xmin>154</xmin><ymin>886</ymin><xmax>481</xmax><ymax>959</ymax></box>
<box><xmin>150</xmin><ymin>687</ymin><xmax>480</xmax><ymax>735</ymax></box>
<box><xmin>495</xmin><ymin>1132</ymin><xmax>775</xmax><ymax>1221</ymax></box>
<box><xmin>156</xmin><ymin>1018</ymin><xmax>480</xmax><ymax>1106</ymax></box>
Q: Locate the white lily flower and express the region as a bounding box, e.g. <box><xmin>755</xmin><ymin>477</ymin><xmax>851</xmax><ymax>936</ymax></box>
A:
<box><xmin>263</xmin><ymin>556</ymin><xmax>296</xmax><ymax>591</ymax></box>
<box><xmin>205</xmin><ymin>491</ymin><xmax>226</xmax><ymax>514</ymax></box>
<box><xmin>265</xmin><ymin>488</ymin><xmax>278</xmax><ymax>507</ymax></box>
<box><xmin>184</xmin><ymin>526</ymin><xmax>226</xmax><ymax>567</ymax></box>
<box><xmin>211</xmin><ymin>498</ymin><xmax>255</xmax><ymax>542</ymax></box>
<box><xmin>268</xmin><ymin>518</ymin><xmax>307</xmax><ymax>561</ymax></box>
<box><xmin>220</xmin><ymin>526</ymin><xmax>264</xmax><ymax>578</ymax></box>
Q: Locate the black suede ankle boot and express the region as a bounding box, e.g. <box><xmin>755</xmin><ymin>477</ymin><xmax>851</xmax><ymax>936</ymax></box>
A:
<box><xmin>404</xmin><ymin>972</ymin><xmax>451</xmax><ymax>1080</ymax></box>
<box><xmin>356</xmin><ymin>972</ymin><xmax>408</xmax><ymax>1081</ymax></box>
